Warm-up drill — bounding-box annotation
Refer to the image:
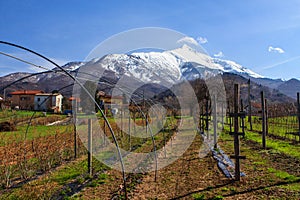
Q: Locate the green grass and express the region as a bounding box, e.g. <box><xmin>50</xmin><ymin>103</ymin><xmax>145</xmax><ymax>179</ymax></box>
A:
<box><xmin>246</xmin><ymin>115</ymin><xmax>299</xmax><ymax>138</ymax></box>
<box><xmin>222</xmin><ymin>124</ymin><xmax>300</xmax><ymax>159</ymax></box>
<box><xmin>50</xmin><ymin>160</ymin><xmax>88</xmax><ymax>185</ymax></box>
<box><xmin>0</xmin><ymin>110</ymin><xmax>45</xmax><ymax>122</ymax></box>
<box><xmin>192</xmin><ymin>193</ymin><xmax>205</xmax><ymax>200</ymax></box>
<box><xmin>218</xmin><ymin>125</ymin><xmax>300</xmax><ymax>199</ymax></box>
<box><xmin>253</xmin><ymin>161</ymin><xmax>266</xmax><ymax>165</ymax></box>
<box><xmin>87</xmin><ymin>173</ymin><xmax>108</xmax><ymax>187</ymax></box>
<box><xmin>212</xmin><ymin>195</ymin><xmax>224</xmax><ymax>200</ymax></box>
<box><xmin>244</xmin><ymin>130</ymin><xmax>300</xmax><ymax>159</ymax></box>
<box><xmin>280</xmin><ymin>182</ymin><xmax>300</xmax><ymax>191</ymax></box>
<box><xmin>267</xmin><ymin>168</ymin><xmax>299</xmax><ymax>182</ymax></box>
<box><xmin>0</xmin><ymin>124</ymin><xmax>73</xmax><ymax>145</ymax></box>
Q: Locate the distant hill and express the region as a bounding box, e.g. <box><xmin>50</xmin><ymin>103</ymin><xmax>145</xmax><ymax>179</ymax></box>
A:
<box><xmin>222</xmin><ymin>73</ymin><xmax>294</xmax><ymax>103</ymax></box>
<box><xmin>277</xmin><ymin>78</ymin><xmax>300</xmax><ymax>99</ymax></box>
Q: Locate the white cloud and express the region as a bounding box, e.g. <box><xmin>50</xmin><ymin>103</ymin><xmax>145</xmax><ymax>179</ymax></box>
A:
<box><xmin>268</xmin><ymin>46</ymin><xmax>285</xmax><ymax>54</ymax></box>
<box><xmin>196</xmin><ymin>36</ymin><xmax>208</xmax><ymax>44</ymax></box>
<box><xmin>177</xmin><ymin>36</ymin><xmax>199</xmax><ymax>46</ymax></box>
<box><xmin>213</xmin><ymin>51</ymin><xmax>224</xmax><ymax>58</ymax></box>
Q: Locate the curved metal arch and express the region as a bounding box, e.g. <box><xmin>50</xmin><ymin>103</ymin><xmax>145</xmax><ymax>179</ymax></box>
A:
<box><xmin>0</xmin><ymin>41</ymin><xmax>128</xmax><ymax>198</ymax></box>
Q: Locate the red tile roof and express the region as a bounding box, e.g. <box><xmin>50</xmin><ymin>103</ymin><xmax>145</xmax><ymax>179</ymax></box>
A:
<box><xmin>10</xmin><ymin>90</ymin><xmax>44</xmax><ymax>95</ymax></box>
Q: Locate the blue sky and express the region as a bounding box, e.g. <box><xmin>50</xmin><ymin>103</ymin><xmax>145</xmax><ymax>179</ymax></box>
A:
<box><xmin>1</xmin><ymin>0</ymin><xmax>300</xmax><ymax>80</ymax></box>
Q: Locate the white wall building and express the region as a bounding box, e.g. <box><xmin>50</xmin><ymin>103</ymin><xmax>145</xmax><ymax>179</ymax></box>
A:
<box><xmin>34</xmin><ymin>93</ymin><xmax>63</xmax><ymax>113</ymax></box>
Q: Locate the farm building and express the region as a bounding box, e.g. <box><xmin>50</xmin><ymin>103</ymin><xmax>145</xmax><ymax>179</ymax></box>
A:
<box><xmin>97</xmin><ymin>91</ymin><xmax>124</xmax><ymax>105</ymax></box>
<box><xmin>34</xmin><ymin>93</ymin><xmax>63</xmax><ymax>113</ymax></box>
<box><xmin>97</xmin><ymin>91</ymin><xmax>124</xmax><ymax>115</ymax></box>
<box><xmin>10</xmin><ymin>90</ymin><xmax>43</xmax><ymax>110</ymax></box>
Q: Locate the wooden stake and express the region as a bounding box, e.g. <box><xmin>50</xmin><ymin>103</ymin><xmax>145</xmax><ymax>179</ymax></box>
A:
<box><xmin>229</xmin><ymin>102</ymin><xmax>232</xmax><ymax>133</ymax></box>
<box><xmin>240</xmin><ymin>99</ymin><xmax>245</xmax><ymax>137</ymax></box>
<box><xmin>261</xmin><ymin>91</ymin><xmax>266</xmax><ymax>149</ymax></box>
<box><xmin>248</xmin><ymin>79</ymin><xmax>253</xmax><ymax>130</ymax></box>
<box><xmin>199</xmin><ymin>107</ymin><xmax>202</xmax><ymax>133</ymax></box>
<box><xmin>213</xmin><ymin>95</ymin><xmax>217</xmax><ymax>149</ymax></box>
<box><xmin>205</xmin><ymin>99</ymin><xmax>209</xmax><ymax>138</ymax></box>
<box><xmin>121</xmin><ymin>106</ymin><xmax>123</xmax><ymax>136</ymax></box>
<box><xmin>104</xmin><ymin>109</ymin><xmax>106</xmax><ymax>146</ymax></box>
<box><xmin>265</xmin><ymin>98</ymin><xmax>268</xmax><ymax>136</ymax></box>
<box><xmin>88</xmin><ymin>118</ymin><xmax>93</xmax><ymax>176</ymax></box>
<box><xmin>128</xmin><ymin>110</ymin><xmax>131</xmax><ymax>151</ymax></box>
<box><xmin>297</xmin><ymin>92</ymin><xmax>300</xmax><ymax>141</ymax></box>
<box><xmin>74</xmin><ymin>100</ymin><xmax>77</xmax><ymax>158</ymax></box>
<box><xmin>233</xmin><ymin>84</ymin><xmax>241</xmax><ymax>181</ymax></box>
<box><xmin>221</xmin><ymin>102</ymin><xmax>224</xmax><ymax>130</ymax></box>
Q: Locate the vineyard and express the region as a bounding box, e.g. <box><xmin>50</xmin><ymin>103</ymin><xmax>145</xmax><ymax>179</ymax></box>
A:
<box><xmin>0</xmin><ymin>85</ymin><xmax>300</xmax><ymax>199</ymax></box>
<box><xmin>0</xmin><ymin>41</ymin><xmax>299</xmax><ymax>200</ymax></box>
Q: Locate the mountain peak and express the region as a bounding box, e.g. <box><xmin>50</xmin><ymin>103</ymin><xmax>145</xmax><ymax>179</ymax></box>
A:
<box><xmin>79</xmin><ymin>44</ymin><xmax>264</xmax><ymax>82</ymax></box>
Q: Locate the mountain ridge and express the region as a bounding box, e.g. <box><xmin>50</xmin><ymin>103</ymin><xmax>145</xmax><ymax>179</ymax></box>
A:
<box><xmin>1</xmin><ymin>45</ymin><xmax>299</xmax><ymax>99</ymax></box>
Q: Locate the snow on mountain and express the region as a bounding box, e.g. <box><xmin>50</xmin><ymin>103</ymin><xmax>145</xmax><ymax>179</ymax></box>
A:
<box><xmin>0</xmin><ymin>45</ymin><xmax>264</xmax><ymax>93</ymax></box>
<box><xmin>212</xmin><ymin>58</ymin><xmax>263</xmax><ymax>78</ymax></box>
<box><xmin>168</xmin><ymin>44</ymin><xmax>220</xmax><ymax>70</ymax></box>
<box><xmin>79</xmin><ymin>44</ymin><xmax>263</xmax><ymax>84</ymax></box>
<box><xmin>87</xmin><ymin>52</ymin><xmax>183</xmax><ymax>83</ymax></box>
<box><xmin>60</xmin><ymin>61</ymin><xmax>85</xmax><ymax>71</ymax></box>
<box><xmin>167</xmin><ymin>44</ymin><xmax>263</xmax><ymax>79</ymax></box>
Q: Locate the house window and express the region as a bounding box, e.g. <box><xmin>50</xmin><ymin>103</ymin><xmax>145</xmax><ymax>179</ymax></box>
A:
<box><xmin>37</xmin><ymin>98</ymin><xmax>41</xmax><ymax>102</ymax></box>
<box><xmin>20</xmin><ymin>97</ymin><xmax>27</xmax><ymax>101</ymax></box>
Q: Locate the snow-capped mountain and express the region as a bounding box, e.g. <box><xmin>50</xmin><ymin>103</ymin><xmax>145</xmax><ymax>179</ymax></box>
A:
<box><xmin>7</xmin><ymin>44</ymin><xmax>299</xmax><ymax>99</ymax></box>
<box><xmin>77</xmin><ymin>44</ymin><xmax>263</xmax><ymax>84</ymax></box>
<box><xmin>0</xmin><ymin>44</ymin><xmax>263</xmax><ymax>87</ymax></box>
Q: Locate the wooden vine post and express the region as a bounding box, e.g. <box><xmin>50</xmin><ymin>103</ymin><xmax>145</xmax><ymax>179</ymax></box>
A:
<box><xmin>221</xmin><ymin>102</ymin><xmax>224</xmax><ymax>130</ymax></box>
<box><xmin>213</xmin><ymin>94</ymin><xmax>217</xmax><ymax>149</ymax></box>
<box><xmin>128</xmin><ymin>109</ymin><xmax>131</xmax><ymax>151</ymax></box>
<box><xmin>240</xmin><ymin>99</ymin><xmax>246</xmax><ymax>137</ymax></box>
<box><xmin>205</xmin><ymin>99</ymin><xmax>210</xmax><ymax>138</ymax></box>
<box><xmin>199</xmin><ymin>105</ymin><xmax>202</xmax><ymax>133</ymax></box>
<box><xmin>228</xmin><ymin>100</ymin><xmax>232</xmax><ymax>133</ymax></box>
<box><xmin>74</xmin><ymin>99</ymin><xmax>78</xmax><ymax>158</ymax></box>
<box><xmin>248</xmin><ymin>79</ymin><xmax>253</xmax><ymax>130</ymax></box>
<box><xmin>229</xmin><ymin>84</ymin><xmax>246</xmax><ymax>181</ymax></box>
<box><xmin>88</xmin><ymin>118</ymin><xmax>93</xmax><ymax>176</ymax></box>
<box><xmin>261</xmin><ymin>91</ymin><xmax>266</xmax><ymax>149</ymax></box>
<box><xmin>121</xmin><ymin>105</ymin><xmax>123</xmax><ymax>137</ymax></box>
<box><xmin>265</xmin><ymin>98</ymin><xmax>268</xmax><ymax>136</ymax></box>
<box><xmin>297</xmin><ymin>92</ymin><xmax>300</xmax><ymax>141</ymax></box>
<box><xmin>103</xmin><ymin>109</ymin><xmax>107</xmax><ymax>146</ymax></box>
